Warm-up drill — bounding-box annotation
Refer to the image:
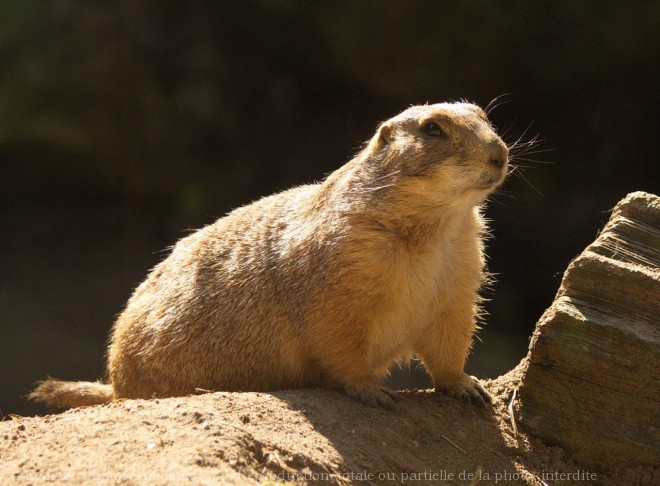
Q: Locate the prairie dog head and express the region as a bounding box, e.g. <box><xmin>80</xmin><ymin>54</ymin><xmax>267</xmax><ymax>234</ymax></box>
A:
<box><xmin>364</xmin><ymin>102</ymin><xmax>508</xmax><ymax>207</ymax></box>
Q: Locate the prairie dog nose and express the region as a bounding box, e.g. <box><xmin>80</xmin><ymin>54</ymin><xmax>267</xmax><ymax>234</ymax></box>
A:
<box><xmin>488</xmin><ymin>139</ymin><xmax>509</xmax><ymax>169</ymax></box>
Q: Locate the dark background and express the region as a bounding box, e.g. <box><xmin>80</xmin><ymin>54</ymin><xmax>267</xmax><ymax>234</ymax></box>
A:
<box><xmin>1</xmin><ymin>1</ymin><xmax>658</xmax><ymax>417</ymax></box>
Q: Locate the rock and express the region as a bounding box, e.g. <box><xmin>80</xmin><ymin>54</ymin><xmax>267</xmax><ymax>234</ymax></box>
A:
<box><xmin>517</xmin><ymin>191</ymin><xmax>660</xmax><ymax>471</ymax></box>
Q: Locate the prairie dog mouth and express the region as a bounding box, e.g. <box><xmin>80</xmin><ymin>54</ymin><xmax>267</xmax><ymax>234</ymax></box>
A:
<box><xmin>475</xmin><ymin>174</ymin><xmax>506</xmax><ymax>191</ymax></box>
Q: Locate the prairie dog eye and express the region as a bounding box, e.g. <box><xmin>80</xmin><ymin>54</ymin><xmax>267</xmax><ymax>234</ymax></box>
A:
<box><xmin>423</xmin><ymin>121</ymin><xmax>445</xmax><ymax>137</ymax></box>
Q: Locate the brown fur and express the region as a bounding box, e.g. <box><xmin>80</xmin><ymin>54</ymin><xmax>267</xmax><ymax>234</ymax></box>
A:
<box><xmin>30</xmin><ymin>102</ymin><xmax>508</xmax><ymax>409</ymax></box>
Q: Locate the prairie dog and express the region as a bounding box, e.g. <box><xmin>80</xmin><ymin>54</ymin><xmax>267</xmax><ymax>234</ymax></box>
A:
<box><xmin>31</xmin><ymin>102</ymin><xmax>508</xmax><ymax>409</ymax></box>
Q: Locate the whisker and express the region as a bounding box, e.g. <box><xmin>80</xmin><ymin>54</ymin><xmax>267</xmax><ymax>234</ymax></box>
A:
<box><xmin>509</xmin><ymin>141</ymin><xmax>545</xmax><ymax>154</ymax></box>
<box><xmin>496</xmin><ymin>189</ymin><xmax>516</xmax><ymax>198</ymax></box>
<box><xmin>369</xmin><ymin>170</ymin><xmax>402</xmax><ymax>184</ymax></box>
<box><xmin>514</xmin><ymin>169</ymin><xmax>543</xmax><ymax>196</ymax></box>
<box><xmin>511</xmin><ymin>148</ymin><xmax>555</xmax><ymax>157</ymax></box>
<box><xmin>492</xmin><ymin>188</ymin><xmax>516</xmax><ymax>200</ymax></box>
<box><xmin>362</xmin><ymin>184</ymin><xmax>396</xmax><ymax>192</ymax></box>
<box><xmin>485</xmin><ymin>93</ymin><xmax>513</xmax><ymax>115</ymax></box>
<box><xmin>488</xmin><ymin>195</ymin><xmax>510</xmax><ymax>207</ymax></box>
<box><xmin>507</xmin><ymin>165</ymin><xmax>523</xmax><ymax>176</ymax></box>
<box><xmin>507</xmin><ymin>122</ymin><xmax>536</xmax><ymax>152</ymax></box>
<box><xmin>499</xmin><ymin>120</ymin><xmax>517</xmax><ymax>140</ymax></box>
<box><xmin>509</xmin><ymin>139</ymin><xmax>541</xmax><ymax>151</ymax></box>
<box><xmin>511</xmin><ymin>157</ymin><xmax>554</xmax><ymax>165</ymax></box>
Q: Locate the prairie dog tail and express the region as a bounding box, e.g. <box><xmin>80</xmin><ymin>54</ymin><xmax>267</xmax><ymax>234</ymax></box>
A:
<box><xmin>29</xmin><ymin>378</ymin><xmax>114</xmax><ymax>408</ymax></box>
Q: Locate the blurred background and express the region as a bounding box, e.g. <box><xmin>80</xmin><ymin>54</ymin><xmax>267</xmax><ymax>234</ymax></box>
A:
<box><xmin>1</xmin><ymin>1</ymin><xmax>658</xmax><ymax>416</ymax></box>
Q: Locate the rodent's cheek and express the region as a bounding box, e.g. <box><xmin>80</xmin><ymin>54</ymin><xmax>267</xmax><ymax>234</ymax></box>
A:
<box><xmin>456</xmin><ymin>161</ymin><xmax>504</xmax><ymax>191</ymax></box>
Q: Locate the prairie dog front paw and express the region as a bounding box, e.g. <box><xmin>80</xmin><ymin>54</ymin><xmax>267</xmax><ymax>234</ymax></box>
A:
<box><xmin>435</xmin><ymin>373</ymin><xmax>491</xmax><ymax>407</ymax></box>
<box><xmin>344</xmin><ymin>382</ymin><xmax>397</xmax><ymax>410</ymax></box>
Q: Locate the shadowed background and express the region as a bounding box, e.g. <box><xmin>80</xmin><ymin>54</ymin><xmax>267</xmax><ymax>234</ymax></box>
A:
<box><xmin>1</xmin><ymin>1</ymin><xmax>658</xmax><ymax>416</ymax></box>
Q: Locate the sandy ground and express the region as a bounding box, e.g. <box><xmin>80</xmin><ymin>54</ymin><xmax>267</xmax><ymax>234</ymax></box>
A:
<box><xmin>2</xmin><ymin>371</ymin><xmax>628</xmax><ymax>486</ymax></box>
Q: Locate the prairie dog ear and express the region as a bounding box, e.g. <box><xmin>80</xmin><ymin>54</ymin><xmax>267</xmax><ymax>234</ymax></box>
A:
<box><xmin>377</xmin><ymin>121</ymin><xmax>393</xmax><ymax>145</ymax></box>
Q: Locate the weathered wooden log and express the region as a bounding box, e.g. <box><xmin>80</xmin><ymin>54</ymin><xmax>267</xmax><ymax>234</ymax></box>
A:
<box><xmin>517</xmin><ymin>191</ymin><xmax>660</xmax><ymax>471</ymax></box>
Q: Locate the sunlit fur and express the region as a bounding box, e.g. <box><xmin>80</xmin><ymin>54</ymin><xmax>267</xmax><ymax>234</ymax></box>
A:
<box><xmin>31</xmin><ymin>102</ymin><xmax>508</xmax><ymax>409</ymax></box>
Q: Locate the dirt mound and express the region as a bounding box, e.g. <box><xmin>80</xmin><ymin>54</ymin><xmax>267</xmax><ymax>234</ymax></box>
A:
<box><xmin>2</xmin><ymin>375</ymin><xmax>606</xmax><ymax>485</ymax></box>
